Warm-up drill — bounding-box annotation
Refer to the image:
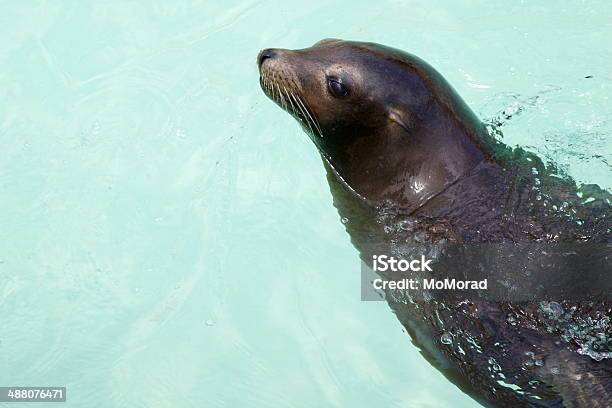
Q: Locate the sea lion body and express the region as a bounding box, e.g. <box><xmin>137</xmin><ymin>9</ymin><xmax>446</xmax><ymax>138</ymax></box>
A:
<box><xmin>257</xmin><ymin>40</ymin><xmax>611</xmax><ymax>407</ymax></box>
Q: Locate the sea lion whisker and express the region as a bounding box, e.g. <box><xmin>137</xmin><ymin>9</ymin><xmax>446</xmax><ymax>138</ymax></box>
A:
<box><xmin>295</xmin><ymin>94</ymin><xmax>323</xmax><ymax>138</ymax></box>
<box><xmin>276</xmin><ymin>83</ymin><xmax>288</xmax><ymax>111</ymax></box>
<box><xmin>269</xmin><ymin>72</ymin><xmax>276</xmax><ymax>100</ymax></box>
<box><xmin>300</xmin><ymin>93</ymin><xmax>322</xmax><ymax>131</ymax></box>
<box><xmin>272</xmin><ymin>72</ymin><xmax>282</xmax><ymax>105</ymax></box>
<box><xmin>289</xmin><ymin>92</ymin><xmax>304</xmax><ymax>120</ymax></box>
<box><xmin>283</xmin><ymin>86</ymin><xmax>296</xmax><ymax>114</ymax></box>
<box><xmin>288</xmin><ymin>92</ymin><xmax>303</xmax><ymax>118</ymax></box>
<box><xmin>293</xmin><ymin>94</ymin><xmax>314</xmax><ymax>134</ymax></box>
<box><xmin>296</xmin><ymin>95</ymin><xmax>324</xmax><ymax>137</ymax></box>
<box><xmin>283</xmin><ymin>87</ymin><xmax>293</xmax><ymax>111</ymax></box>
<box><xmin>295</xmin><ymin>94</ymin><xmax>320</xmax><ymax>137</ymax></box>
<box><xmin>263</xmin><ymin>75</ymin><xmax>270</xmax><ymax>97</ymax></box>
<box><xmin>291</xmin><ymin>93</ymin><xmax>315</xmax><ymax>136</ymax></box>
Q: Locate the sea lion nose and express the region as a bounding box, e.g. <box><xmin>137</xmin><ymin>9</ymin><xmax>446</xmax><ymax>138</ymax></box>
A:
<box><xmin>257</xmin><ymin>48</ymin><xmax>277</xmax><ymax>68</ymax></box>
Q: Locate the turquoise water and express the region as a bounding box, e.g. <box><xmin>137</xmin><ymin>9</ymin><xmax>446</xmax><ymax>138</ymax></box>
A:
<box><xmin>1</xmin><ymin>2</ymin><xmax>610</xmax><ymax>407</ymax></box>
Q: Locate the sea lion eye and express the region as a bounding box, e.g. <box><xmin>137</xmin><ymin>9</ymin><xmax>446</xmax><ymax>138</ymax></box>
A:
<box><xmin>327</xmin><ymin>77</ymin><xmax>349</xmax><ymax>98</ymax></box>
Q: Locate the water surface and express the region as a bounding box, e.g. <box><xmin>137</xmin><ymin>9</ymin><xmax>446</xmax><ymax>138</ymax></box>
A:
<box><xmin>0</xmin><ymin>1</ymin><xmax>610</xmax><ymax>407</ymax></box>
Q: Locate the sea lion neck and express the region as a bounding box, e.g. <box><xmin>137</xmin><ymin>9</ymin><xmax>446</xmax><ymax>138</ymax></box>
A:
<box><xmin>323</xmin><ymin>101</ymin><xmax>488</xmax><ymax>212</ymax></box>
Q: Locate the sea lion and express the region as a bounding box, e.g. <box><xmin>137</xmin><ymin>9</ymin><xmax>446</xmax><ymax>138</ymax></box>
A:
<box><xmin>257</xmin><ymin>39</ymin><xmax>611</xmax><ymax>407</ymax></box>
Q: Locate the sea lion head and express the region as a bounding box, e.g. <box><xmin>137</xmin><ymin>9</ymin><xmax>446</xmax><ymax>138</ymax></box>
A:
<box><xmin>258</xmin><ymin>39</ymin><xmax>489</xmax><ymax>210</ymax></box>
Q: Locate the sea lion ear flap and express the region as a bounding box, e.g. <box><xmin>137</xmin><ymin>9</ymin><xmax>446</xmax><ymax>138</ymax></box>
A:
<box><xmin>386</xmin><ymin>107</ymin><xmax>412</xmax><ymax>132</ymax></box>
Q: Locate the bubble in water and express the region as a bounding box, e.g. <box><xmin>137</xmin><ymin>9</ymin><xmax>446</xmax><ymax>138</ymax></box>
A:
<box><xmin>175</xmin><ymin>127</ymin><xmax>187</xmax><ymax>139</ymax></box>
<box><xmin>397</xmin><ymin>219</ymin><xmax>415</xmax><ymax>231</ymax></box>
<box><xmin>440</xmin><ymin>332</ymin><xmax>453</xmax><ymax>345</ymax></box>
<box><xmin>340</xmin><ymin>217</ymin><xmax>349</xmax><ymax>224</ymax></box>
<box><xmin>539</xmin><ymin>301</ymin><xmax>564</xmax><ymax>320</ymax></box>
<box><xmin>488</xmin><ymin>357</ymin><xmax>502</xmax><ymax>372</ymax></box>
<box><xmin>204</xmin><ymin>319</ymin><xmax>215</xmax><ymax>327</ymax></box>
<box><xmin>577</xmin><ymin>347</ymin><xmax>611</xmax><ymax>362</ymax></box>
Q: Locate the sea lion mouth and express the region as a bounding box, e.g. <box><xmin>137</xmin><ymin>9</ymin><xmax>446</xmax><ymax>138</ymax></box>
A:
<box><xmin>258</xmin><ymin>51</ymin><xmax>324</xmax><ymax>139</ymax></box>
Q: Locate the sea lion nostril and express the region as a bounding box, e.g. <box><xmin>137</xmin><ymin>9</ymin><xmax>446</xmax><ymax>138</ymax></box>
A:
<box><xmin>257</xmin><ymin>48</ymin><xmax>276</xmax><ymax>68</ymax></box>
